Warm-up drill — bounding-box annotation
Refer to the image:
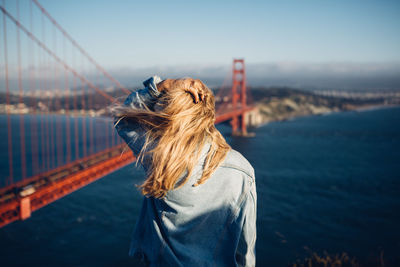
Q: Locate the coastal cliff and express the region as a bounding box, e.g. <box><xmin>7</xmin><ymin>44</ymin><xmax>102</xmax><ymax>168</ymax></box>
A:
<box><xmin>246</xmin><ymin>87</ymin><xmax>400</xmax><ymax>126</ymax></box>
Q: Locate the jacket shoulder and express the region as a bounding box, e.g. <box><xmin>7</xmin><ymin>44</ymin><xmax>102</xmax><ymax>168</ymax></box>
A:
<box><xmin>220</xmin><ymin>149</ymin><xmax>255</xmax><ymax>180</ymax></box>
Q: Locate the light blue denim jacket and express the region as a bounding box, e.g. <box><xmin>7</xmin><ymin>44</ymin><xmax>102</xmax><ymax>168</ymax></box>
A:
<box><xmin>115</xmin><ymin>77</ymin><xmax>257</xmax><ymax>267</ymax></box>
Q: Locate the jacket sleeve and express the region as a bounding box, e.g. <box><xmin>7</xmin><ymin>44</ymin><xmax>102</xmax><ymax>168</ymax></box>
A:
<box><xmin>236</xmin><ymin>176</ymin><xmax>257</xmax><ymax>267</ymax></box>
<box><xmin>114</xmin><ymin>76</ymin><xmax>162</xmax><ymax>157</ymax></box>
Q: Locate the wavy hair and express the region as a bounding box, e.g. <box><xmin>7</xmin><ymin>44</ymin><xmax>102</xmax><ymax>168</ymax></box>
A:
<box><xmin>113</xmin><ymin>78</ymin><xmax>230</xmax><ymax>198</ymax></box>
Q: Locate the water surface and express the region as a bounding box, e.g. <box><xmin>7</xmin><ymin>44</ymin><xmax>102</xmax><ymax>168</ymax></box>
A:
<box><xmin>0</xmin><ymin>107</ymin><xmax>399</xmax><ymax>266</ymax></box>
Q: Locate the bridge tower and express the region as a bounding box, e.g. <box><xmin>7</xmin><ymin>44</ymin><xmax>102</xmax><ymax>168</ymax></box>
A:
<box><xmin>231</xmin><ymin>59</ymin><xmax>247</xmax><ymax>135</ymax></box>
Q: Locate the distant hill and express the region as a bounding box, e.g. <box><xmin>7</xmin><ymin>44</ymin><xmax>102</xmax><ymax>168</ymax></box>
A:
<box><xmin>247</xmin><ymin>87</ymin><xmax>400</xmax><ymax>124</ymax></box>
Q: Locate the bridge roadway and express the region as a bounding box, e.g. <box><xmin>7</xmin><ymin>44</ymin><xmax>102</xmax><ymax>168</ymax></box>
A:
<box><xmin>0</xmin><ymin>107</ymin><xmax>251</xmax><ymax>228</ymax></box>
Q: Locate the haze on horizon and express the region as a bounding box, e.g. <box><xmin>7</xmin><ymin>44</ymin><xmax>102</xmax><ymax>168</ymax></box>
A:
<box><xmin>1</xmin><ymin>0</ymin><xmax>399</xmax><ymax>91</ymax></box>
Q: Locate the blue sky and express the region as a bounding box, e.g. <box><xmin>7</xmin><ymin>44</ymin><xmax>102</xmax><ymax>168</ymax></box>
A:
<box><xmin>1</xmin><ymin>0</ymin><xmax>400</xmax><ymax>90</ymax></box>
<box><xmin>34</xmin><ymin>0</ymin><xmax>400</xmax><ymax>68</ymax></box>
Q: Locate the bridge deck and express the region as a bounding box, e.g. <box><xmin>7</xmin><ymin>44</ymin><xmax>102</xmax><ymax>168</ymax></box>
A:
<box><xmin>0</xmin><ymin>144</ymin><xmax>135</xmax><ymax>227</ymax></box>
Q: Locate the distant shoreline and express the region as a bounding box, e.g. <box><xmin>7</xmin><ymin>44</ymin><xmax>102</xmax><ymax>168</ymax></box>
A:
<box><xmin>253</xmin><ymin>104</ymin><xmax>400</xmax><ymax>129</ymax></box>
<box><xmin>1</xmin><ymin>87</ymin><xmax>400</xmax><ymax>125</ymax></box>
<box><xmin>246</xmin><ymin>87</ymin><xmax>400</xmax><ymax>128</ymax></box>
<box><xmin>350</xmin><ymin>103</ymin><xmax>400</xmax><ymax>113</ymax></box>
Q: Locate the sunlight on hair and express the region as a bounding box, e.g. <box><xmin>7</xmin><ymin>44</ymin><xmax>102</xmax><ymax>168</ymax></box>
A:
<box><xmin>113</xmin><ymin>78</ymin><xmax>230</xmax><ymax>198</ymax></box>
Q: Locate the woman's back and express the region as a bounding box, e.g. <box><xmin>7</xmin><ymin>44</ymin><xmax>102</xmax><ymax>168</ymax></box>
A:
<box><xmin>114</xmin><ymin>76</ymin><xmax>256</xmax><ymax>266</ymax></box>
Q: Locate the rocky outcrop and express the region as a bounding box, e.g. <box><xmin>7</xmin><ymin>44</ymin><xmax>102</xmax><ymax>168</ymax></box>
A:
<box><xmin>248</xmin><ymin>87</ymin><xmax>398</xmax><ymax>126</ymax></box>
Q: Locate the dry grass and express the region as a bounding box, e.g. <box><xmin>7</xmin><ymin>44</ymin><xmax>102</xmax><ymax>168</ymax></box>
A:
<box><xmin>292</xmin><ymin>250</ymin><xmax>385</xmax><ymax>267</ymax></box>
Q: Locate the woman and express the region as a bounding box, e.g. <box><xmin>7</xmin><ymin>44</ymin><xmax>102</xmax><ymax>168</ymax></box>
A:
<box><xmin>113</xmin><ymin>76</ymin><xmax>257</xmax><ymax>266</ymax></box>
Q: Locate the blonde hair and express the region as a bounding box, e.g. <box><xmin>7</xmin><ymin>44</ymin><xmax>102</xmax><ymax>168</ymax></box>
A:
<box><xmin>114</xmin><ymin>78</ymin><xmax>230</xmax><ymax>198</ymax></box>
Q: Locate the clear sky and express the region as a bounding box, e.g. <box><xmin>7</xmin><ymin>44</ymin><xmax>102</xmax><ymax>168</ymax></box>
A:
<box><xmin>35</xmin><ymin>0</ymin><xmax>399</xmax><ymax>69</ymax></box>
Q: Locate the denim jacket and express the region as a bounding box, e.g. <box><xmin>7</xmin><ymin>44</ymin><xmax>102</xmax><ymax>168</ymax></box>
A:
<box><xmin>115</xmin><ymin>77</ymin><xmax>257</xmax><ymax>267</ymax></box>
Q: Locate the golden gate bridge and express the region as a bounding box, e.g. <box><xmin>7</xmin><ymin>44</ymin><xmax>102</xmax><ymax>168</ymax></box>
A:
<box><xmin>0</xmin><ymin>0</ymin><xmax>253</xmax><ymax>228</ymax></box>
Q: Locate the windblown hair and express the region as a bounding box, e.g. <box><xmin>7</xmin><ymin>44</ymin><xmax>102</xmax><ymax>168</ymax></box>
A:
<box><xmin>113</xmin><ymin>78</ymin><xmax>230</xmax><ymax>198</ymax></box>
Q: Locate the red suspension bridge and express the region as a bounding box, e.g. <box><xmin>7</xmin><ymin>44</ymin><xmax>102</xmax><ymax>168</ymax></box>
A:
<box><xmin>0</xmin><ymin>0</ymin><xmax>254</xmax><ymax>228</ymax></box>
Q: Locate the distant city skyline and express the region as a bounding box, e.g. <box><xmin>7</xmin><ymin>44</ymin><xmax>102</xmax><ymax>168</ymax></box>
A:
<box><xmin>2</xmin><ymin>61</ymin><xmax>399</xmax><ymax>91</ymax></box>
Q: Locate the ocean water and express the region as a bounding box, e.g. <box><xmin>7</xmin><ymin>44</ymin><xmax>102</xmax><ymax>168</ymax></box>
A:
<box><xmin>0</xmin><ymin>114</ymin><xmax>121</xmax><ymax>186</ymax></box>
<box><xmin>0</xmin><ymin>107</ymin><xmax>399</xmax><ymax>266</ymax></box>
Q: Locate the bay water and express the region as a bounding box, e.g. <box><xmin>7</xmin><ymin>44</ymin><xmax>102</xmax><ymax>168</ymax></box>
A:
<box><xmin>0</xmin><ymin>107</ymin><xmax>399</xmax><ymax>266</ymax></box>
